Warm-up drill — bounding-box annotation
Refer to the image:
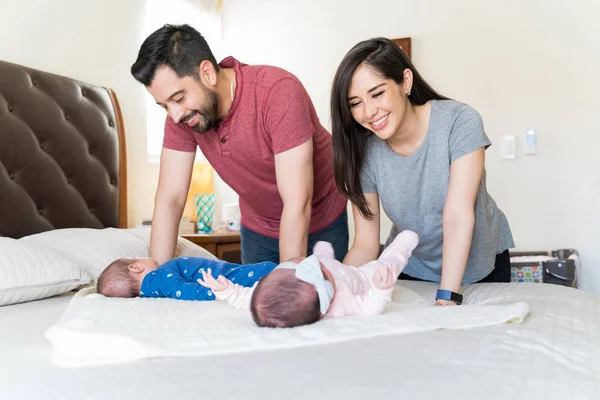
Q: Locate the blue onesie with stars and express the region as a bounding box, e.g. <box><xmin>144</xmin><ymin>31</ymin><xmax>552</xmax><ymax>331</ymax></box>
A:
<box><xmin>140</xmin><ymin>257</ymin><xmax>277</xmax><ymax>301</ymax></box>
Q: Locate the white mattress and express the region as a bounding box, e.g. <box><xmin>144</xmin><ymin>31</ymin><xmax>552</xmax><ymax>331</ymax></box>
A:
<box><xmin>2</xmin><ymin>281</ymin><xmax>600</xmax><ymax>400</ymax></box>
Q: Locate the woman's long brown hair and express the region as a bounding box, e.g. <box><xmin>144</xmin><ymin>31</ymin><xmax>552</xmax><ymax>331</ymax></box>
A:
<box><xmin>330</xmin><ymin>37</ymin><xmax>447</xmax><ymax>219</ymax></box>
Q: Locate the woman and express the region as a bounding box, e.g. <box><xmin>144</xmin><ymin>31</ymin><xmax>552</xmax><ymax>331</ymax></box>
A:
<box><xmin>330</xmin><ymin>38</ymin><xmax>514</xmax><ymax>306</ymax></box>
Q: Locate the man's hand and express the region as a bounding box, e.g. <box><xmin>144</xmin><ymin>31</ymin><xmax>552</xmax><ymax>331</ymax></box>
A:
<box><xmin>373</xmin><ymin>265</ymin><xmax>397</xmax><ymax>290</ymax></box>
<box><xmin>197</xmin><ymin>268</ymin><xmax>232</xmax><ymax>292</ymax></box>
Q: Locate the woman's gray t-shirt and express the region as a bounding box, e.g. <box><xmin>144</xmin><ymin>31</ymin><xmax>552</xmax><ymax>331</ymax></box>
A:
<box><xmin>360</xmin><ymin>100</ymin><xmax>514</xmax><ymax>284</ymax></box>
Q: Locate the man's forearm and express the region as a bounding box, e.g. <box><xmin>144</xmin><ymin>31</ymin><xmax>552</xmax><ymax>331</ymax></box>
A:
<box><xmin>150</xmin><ymin>198</ymin><xmax>185</xmax><ymax>265</ymax></box>
<box><xmin>279</xmin><ymin>205</ymin><xmax>311</xmax><ymax>262</ymax></box>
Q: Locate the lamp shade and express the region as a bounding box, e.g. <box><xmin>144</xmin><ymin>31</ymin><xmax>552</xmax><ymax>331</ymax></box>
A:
<box><xmin>183</xmin><ymin>163</ymin><xmax>214</xmax><ymax>221</ymax></box>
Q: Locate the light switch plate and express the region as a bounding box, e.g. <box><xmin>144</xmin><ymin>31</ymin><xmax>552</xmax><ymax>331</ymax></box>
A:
<box><xmin>501</xmin><ymin>135</ymin><xmax>516</xmax><ymax>160</ymax></box>
<box><xmin>524</xmin><ymin>129</ymin><xmax>537</xmax><ymax>155</ymax></box>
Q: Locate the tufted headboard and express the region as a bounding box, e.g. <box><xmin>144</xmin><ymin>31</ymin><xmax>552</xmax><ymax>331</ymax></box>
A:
<box><xmin>0</xmin><ymin>60</ymin><xmax>127</xmax><ymax>238</ymax></box>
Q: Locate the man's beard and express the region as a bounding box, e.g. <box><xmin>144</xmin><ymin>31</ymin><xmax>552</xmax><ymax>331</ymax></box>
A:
<box><xmin>182</xmin><ymin>86</ymin><xmax>220</xmax><ymax>133</ymax></box>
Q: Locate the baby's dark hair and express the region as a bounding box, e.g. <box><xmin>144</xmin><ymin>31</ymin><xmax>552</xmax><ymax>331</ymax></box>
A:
<box><xmin>250</xmin><ymin>269</ymin><xmax>320</xmax><ymax>328</ymax></box>
<box><xmin>97</xmin><ymin>258</ymin><xmax>141</xmax><ymax>298</ymax></box>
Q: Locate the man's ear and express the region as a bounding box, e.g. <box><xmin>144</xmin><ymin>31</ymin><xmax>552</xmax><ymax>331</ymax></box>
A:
<box><xmin>199</xmin><ymin>60</ymin><xmax>217</xmax><ymax>87</ymax></box>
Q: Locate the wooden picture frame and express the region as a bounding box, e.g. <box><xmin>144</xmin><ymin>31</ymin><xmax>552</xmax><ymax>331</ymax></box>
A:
<box><xmin>392</xmin><ymin>37</ymin><xmax>411</xmax><ymax>59</ymax></box>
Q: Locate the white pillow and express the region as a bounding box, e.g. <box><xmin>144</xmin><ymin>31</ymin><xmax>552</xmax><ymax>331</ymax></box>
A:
<box><xmin>20</xmin><ymin>228</ymin><xmax>149</xmax><ymax>280</ymax></box>
<box><xmin>0</xmin><ymin>238</ymin><xmax>91</xmax><ymax>307</ymax></box>
<box><xmin>126</xmin><ymin>228</ymin><xmax>217</xmax><ymax>260</ymax></box>
<box><xmin>20</xmin><ymin>227</ymin><xmax>216</xmax><ymax>280</ymax></box>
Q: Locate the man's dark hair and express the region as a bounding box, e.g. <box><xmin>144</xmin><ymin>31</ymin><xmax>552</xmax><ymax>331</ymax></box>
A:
<box><xmin>131</xmin><ymin>24</ymin><xmax>220</xmax><ymax>86</ymax></box>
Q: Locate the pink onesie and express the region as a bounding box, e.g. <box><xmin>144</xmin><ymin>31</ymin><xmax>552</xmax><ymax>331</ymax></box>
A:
<box><xmin>213</xmin><ymin>230</ymin><xmax>419</xmax><ymax>317</ymax></box>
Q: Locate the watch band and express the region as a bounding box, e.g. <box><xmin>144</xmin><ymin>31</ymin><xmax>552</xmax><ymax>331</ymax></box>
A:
<box><xmin>436</xmin><ymin>289</ymin><xmax>463</xmax><ymax>305</ymax></box>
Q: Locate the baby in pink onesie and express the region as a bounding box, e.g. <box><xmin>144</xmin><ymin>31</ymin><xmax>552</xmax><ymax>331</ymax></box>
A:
<box><xmin>197</xmin><ymin>230</ymin><xmax>419</xmax><ymax>328</ymax></box>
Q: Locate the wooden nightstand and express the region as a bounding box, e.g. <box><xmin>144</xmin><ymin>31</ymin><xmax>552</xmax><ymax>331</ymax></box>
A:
<box><xmin>181</xmin><ymin>231</ymin><xmax>242</xmax><ymax>264</ymax></box>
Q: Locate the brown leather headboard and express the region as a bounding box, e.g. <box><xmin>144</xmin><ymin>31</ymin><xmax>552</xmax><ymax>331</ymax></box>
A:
<box><xmin>0</xmin><ymin>60</ymin><xmax>127</xmax><ymax>238</ymax></box>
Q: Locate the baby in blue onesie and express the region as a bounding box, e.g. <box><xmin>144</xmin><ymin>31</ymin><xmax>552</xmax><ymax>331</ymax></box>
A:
<box><xmin>97</xmin><ymin>256</ymin><xmax>277</xmax><ymax>301</ymax></box>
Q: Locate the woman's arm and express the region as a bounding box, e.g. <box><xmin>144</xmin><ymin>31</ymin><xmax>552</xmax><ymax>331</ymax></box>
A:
<box><xmin>343</xmin><ymin>192</ymin><xmax>381</xmax><ymax>267</ymax></box>
<box><xmin>439</xmin><ymin>147</ymin><xmax>485</xmax><ymax>303</ymax></box>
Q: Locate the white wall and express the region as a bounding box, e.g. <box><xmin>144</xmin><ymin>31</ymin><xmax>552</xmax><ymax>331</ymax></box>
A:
<box><xmin>220</xmin><ymin>0</ymin><xmax>600</xmax><ymax>293</ymax></box>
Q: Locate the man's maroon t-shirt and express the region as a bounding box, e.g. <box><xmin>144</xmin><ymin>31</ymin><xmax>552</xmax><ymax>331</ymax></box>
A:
<box><xmin>163</xmin><ymin>56</ymin><xmax>346</xmax><ymax>238</ymax></box>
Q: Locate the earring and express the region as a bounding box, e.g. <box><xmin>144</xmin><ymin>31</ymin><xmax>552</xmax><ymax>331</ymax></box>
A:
<box><xmin>407</xmin><ymin>90</ymin><xmax>411</xmax><ymax>96</ymax></box>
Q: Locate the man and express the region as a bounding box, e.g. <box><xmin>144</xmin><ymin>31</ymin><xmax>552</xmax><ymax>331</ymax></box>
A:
<box><xmin>131</xmin><ymin>24</ymin><xmax>348</xmax><ymax>265</ymax></box>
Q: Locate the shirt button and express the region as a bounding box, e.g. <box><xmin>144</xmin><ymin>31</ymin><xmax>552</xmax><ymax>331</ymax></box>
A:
<box><xmin>221</xmin><ymin>137</ymin><xmax>227</xmax><ymax>144</ymax></box>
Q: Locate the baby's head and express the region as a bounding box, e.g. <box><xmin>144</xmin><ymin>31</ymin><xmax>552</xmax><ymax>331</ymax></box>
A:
<box><xmin>250</xmin><ymin>257</ymin><xmax>325</xmax><ymax>328</ymax></box>
<box><xmin>97</xmin><ymin>257</ymin><xmax>159</xmax><ymax>298</ymax></box>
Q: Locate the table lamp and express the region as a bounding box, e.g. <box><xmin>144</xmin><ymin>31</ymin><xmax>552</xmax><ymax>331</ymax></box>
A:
<box><xmin>183</xmin><ymin>163</ymin><xmax>214</xmax><ymax>223</ymax></box>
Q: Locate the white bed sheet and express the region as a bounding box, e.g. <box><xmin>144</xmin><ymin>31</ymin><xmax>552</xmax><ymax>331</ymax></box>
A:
<box><xmin>2</xmin><ymin>281</ymin><xmax>599</xmax><ymax>400</ymax></box>
<box><xmin>45</xmin><ymin>287</ymin><xmax>529</xmax><ymax>367</ymax></box>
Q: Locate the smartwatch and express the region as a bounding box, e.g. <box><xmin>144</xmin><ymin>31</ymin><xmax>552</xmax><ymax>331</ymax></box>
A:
<box><xmin>436</xmin><ymin>289</ymin><xmax>463</xmax><ymax>305</ymax></box>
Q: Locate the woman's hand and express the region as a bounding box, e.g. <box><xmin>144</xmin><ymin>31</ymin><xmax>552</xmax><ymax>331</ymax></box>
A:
<box><xmin>434</xmin><ymin>299</ymin><xmax>458</xmax><ymax>306</ymax></box>
<box><xmin>197</xmin><ymin>268</ymin><xmax>232</xmax><ymax>292</ymax></box>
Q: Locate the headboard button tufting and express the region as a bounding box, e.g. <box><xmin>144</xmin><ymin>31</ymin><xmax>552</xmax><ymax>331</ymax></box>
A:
<box><xmin>0</xmin><ymin>59</ymin><xmax>126</xmax><ymax>238</ymax></box>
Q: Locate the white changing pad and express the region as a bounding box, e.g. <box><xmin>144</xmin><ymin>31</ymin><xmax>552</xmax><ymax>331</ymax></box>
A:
<box><xmin>46</xmin><ymin>285</ymin><xmax>529</xmax><ymax>367</ymax></box>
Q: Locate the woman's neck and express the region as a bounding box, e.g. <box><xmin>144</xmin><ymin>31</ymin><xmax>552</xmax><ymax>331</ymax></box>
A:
<box><xmin>387</xmin><ymin>101</ymin><xmax>431</xmax><ymax>155</ymax></box>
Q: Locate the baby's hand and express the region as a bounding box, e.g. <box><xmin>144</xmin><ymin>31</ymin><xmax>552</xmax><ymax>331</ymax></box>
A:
<box><xmin>197</xmin><ymin>268</ymin><xmax>232</xmax><ymax>292</ymax></box>
<box><xmin>373</xmin><ymin>265</ymin><xmax>396</xmax><ymax>290</ymax></box>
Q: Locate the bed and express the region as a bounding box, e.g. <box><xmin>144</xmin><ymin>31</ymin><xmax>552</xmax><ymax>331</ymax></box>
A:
<box><xmin>1</xmin><ymin>60</ymin><xmax>599</xmax><ymax>400</ymax></box>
